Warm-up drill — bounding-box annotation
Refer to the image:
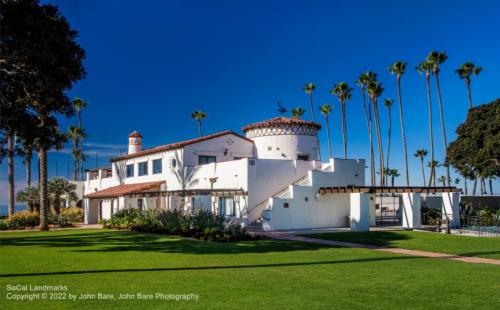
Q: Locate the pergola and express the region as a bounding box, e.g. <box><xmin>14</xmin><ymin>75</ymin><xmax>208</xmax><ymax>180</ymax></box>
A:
<box><xmin>318</xmin><ymin>186</ymin><xmax>461</xmax><ymax>232</ymax></box>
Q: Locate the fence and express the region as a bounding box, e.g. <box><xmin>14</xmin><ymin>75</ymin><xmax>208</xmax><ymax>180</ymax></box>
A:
<box><xmin>458</xmin><ymin>215</ymin><xmax>500</xmax><ymax>237</ymax></box>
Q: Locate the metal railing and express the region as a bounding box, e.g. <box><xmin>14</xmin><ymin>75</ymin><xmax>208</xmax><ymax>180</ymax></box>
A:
<box><xmin>458</xmin><ymin>215</ymin><xmax>500</xmax><ymax>237</ymax></box>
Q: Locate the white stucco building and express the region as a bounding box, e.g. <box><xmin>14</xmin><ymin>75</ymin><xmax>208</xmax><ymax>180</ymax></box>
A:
<box><xmin>84</xmin><ymin>116</ymin><xmax>460</xmax><ymax>231</ymax></box>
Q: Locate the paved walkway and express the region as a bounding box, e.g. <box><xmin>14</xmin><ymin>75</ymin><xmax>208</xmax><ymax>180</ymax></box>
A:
<box><xmin>262</xmin><ymin>232</ymin><xmax>500</xmax><ymax>266</ymax></box>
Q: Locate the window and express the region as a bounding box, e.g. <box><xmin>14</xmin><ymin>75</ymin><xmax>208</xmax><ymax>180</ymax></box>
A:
<box><xmin>284</xmin><ymin>203</ymin><xmax>289</xmax><ymax>208</ymax></box>
<box><xmin>153</xmin><ymin>159</ymin><xmax>162</xmax><ymax>174</ymax></box>
<box><xmin>138</xmin><ymin>161</ymin><xmax>148</xmax><ymax>176</ymax></box>
<box><xmin>137</xmin><ymin>198</ymin><xmax>143</xmax><ymax>210</ymax></box>
<box><xmin>198</xmin><ymin>155</ymin><xmax>216</xmax><ymax>165</ymax></box>
<box><xmin>218</xmin><ymin>197</ymin><xmax>235</xmax><ymax>216</ymax></box>
<box><xmin>171</xmin><ymin>158</ymin><xmax>176</xmax><ymax>168</ymax></box>
<box><xmin>297</xmin><ymin>154</ymin><xmax>309</xmax><ymax>161</ymax></box>
<box><xmin>126</xmin><ymin>164</ymin><xmax>134</xmax><ymax>177</ymax></box>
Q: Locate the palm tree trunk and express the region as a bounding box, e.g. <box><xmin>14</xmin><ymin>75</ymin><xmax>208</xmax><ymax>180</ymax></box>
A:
<box><xmin>420</xmin><ymin>158</ymin><xmax>426</xmax><ymax>186</ymax></box>
<box><xmin>197</xmin><ymin>121</ymin><xmax>203</xmax><ymax>137</ymax></box>
<box><xmin>397</xmin><ymin>77</ymin><xmax>410</xmax><ymax>186</ymax></box>
<box><xmin>472</xmin><ymin>172</ymin><xmax>477</xmax><ymax>195</ymax></box>
<box><xmin>325</xmin><ymin>117</ymin><xmax>333</xmax><ymax>159</ymax></box>
<box><xmin>480</xmin><ymin>177</ymin><xmax>484</xmax><ymax>196</ymax></box>
<box><xmin>54</xmin><ymin>191</ymin><xmax>61</xmax><ymax>215</ymax></box>
<box><xmin>8</xmin><ymin>132</ymin><xmax>15</xmax><ymax>218</ymax></box>
<box><xmin>391</xmin><ymin>175</ymin><xmax>395</xmax><ymax>187</ymax></box>
<box><xmin>26</xmin><ymin>151</ymin><xmax>33</xmax><ymax>212</ymax></box>
<box><xmin>464</xmin><ymin>177</ymin><xmax>468</xmax><ymax>195</ymax></box>
<box><xmin>434</xmin><ymin>74</ymin><xmax>451</xmax><ymax>186</ymax></box>
<box><xmin>341</xmin><ymin>101</ymin><xmax>347</xmax><ymax>159</ymax></box>
<box><xmin>368</xmin><ymin>97</ymin><xmax>376</xmax><ymax>186</ymax></box>
<box><xmin>386</xmin><ymin>108</ymin><xmax>391</xmax><ymax>185</ymax></box>
<box><xmin>466</xmin><ymin>79</ymin><xmax>473</xmax><ymax>110</ymax></box>
<box><xmin>425</xmin><ymin>77</ymin><xmax>435</xmax><ymax>187</ymax></box>
<box><xmin>360</xmin><ymin>88</ymin><xmax>374</xmax><ymax>186</ymax></box>
<box><xmin>489</xmin><ymin>178</ymin><xmax>493</xmax><ymax>195</ymax></box>
<box><xmin>39</xmin><ymin>147</ymin><xmax>49</xmax><ymax>231</ymax></box>
<box><xmin>309</xmin><ymin>93</ymin><xmax>316</xmax><ymax>122</ymax></box>
<box><xmin>372</xmin><ymin>100</ymin><xmax>385</xmax><ymax>186</ymax></box>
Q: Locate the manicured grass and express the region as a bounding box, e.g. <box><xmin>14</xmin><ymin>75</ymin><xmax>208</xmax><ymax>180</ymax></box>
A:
<box><xmin>1</xmin><ymin>229</ymin><xmax>499</xmax><ymax>309</ymax></box>
<box><xmin>303</xmin><ymin>230</ymin><xmax>500</xmax><ymax>259</ymax></box>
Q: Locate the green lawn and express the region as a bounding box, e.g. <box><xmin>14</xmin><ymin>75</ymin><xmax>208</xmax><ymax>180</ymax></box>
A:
<box><xmin>1</xmin><ymin>229</ymin><xmax>499</xmax><ymax>309</ymax></box>
<box><xmin>303</xmin><ymin>230</ymin><xmax>500</xmax><ymax>259</ymax></box>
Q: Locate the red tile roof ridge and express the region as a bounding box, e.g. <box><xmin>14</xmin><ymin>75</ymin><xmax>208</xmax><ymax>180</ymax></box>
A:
<box><xmin>242</xmin><ymin>116</ymin><xmax>321</xmax><ymax>132</ymax></box>
<box><xmin>85</xmin><ymin>181</ymin><xmax>165</xmax><ymax>198</ymax></box>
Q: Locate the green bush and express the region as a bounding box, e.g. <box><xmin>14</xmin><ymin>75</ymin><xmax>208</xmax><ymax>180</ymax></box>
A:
<box><xmin>0</xmin><ymin>220</ymin><xmax>10</xmax><ymax>230</ymax></box>
<box><xmin>6</xmin><ymin>211</ymin><xmax>39</xmax><ymax>229</ymax></box>
<box><xmin>104</xmin><ymin>208</ymin><xmax>256</xmax><ymax>242</ymax></box>
<box><xmin>61</xmin><ymin>207</ymin><xmax>84</xmax><ymax>223</ymax></box>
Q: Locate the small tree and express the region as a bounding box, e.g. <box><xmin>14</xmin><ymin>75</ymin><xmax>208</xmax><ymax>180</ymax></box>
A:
<box><xmin>191</xmin><ymin>110</ymin><xmax>207</xmax><ymax>137</ymax></box>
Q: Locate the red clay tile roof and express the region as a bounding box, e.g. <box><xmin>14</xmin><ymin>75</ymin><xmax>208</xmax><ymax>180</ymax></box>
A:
<box><xmin>111</xmin><ymin>130</ymin><xmax>253</xmax><ymax>162</ymax></box>
<box><xmin>242</xmin><ymin>117</ymin><xmax>321</xmax><ymax>132</ymax></box>
<box><xmin>85</xmin><ymin>181</ymin><xmax>165</xmax><ymax>199</ymax></box>
<box><xmin>128</xmin><ymin>130</ymin><xmax>143</xmax><ymax>138</ymax></box>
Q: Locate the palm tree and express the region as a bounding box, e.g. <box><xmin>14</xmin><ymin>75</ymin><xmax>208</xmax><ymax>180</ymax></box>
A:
<box><xmin>389</xmin><ymin>169</ymin><xmax>400</xmax><ymax>187</ymax></box>
<box><xmin>367</xmin><ymin>81</ymin><xmax>385</xmax><ymax>186</ymax></box>
<box><xmin>416</xmin><ymin>60</ymin><xmax>436</xmax><ymax>187</ymax></box>
<box><xmin>303</xmin><ymin>83</ymin><xmax>317</xmax><ymax>122</ymax></box>
<box><xmin>438</xmin><ymin>175</ymin><xmax>447</xmax><ymax>186</ymax></box>
<box><xmin>291</xmin><ymin>107</ymin><xmax>305</xmax><ymax>119</ymax></box>
<box><xmin>427</xmin><ymin>160</ymin><xmax>441</xmax><ymax>186</ymax></box>
<box><xmin>48</xmin><ymin>177</ymin><xmax>77</xmax><ymax>215</ymax></box>
<box><xmin>319</xmin><ymin>104</ymin><xmax>333</xmax><ymax>159</ymax></box>
<box><xmin>67</xmin><ymin>126</ymin><xmax>87</xmax><ymax>181</ymax></box>
<box><xmin>427</xmin><ymin>51</ymin><xmax>451</xmax><ymax>186</ymax></box>
<box><xmin>384</xmin><ymin>98</ymin><xmax>394</xmax><ymax>185</ymax></box>
<box><xmin>191</xmin><ymin>110</ymin><xmax>207</xmax><ymax>137</ymax></box>
<box><xmin>455</xmin><ymin>62</ymin><xmax>483</xmax><ymax>110</ymax></box>
<box><xmin>388</xmin><ymin>61</ymin><xmax>410</xmax><ymax>186</ymax></box>
<box><xmin>72</xmin><ymin>98</ymin><xmax>88</xmax><ymax>180</ymax></box>
<box><xmin>356</xmin><ymin>72</ymin><xmax>376</xmax><ymax>185</ymax></box>
<box><xmin>330</xmin><ymin>82</ymin><xmax>353</xmax><ymax>159</ymax></box>
<box><xmin>16</xmin><ymin>186</ymin><xmax>40</xmax><ymax>213</ymax></box>
<box><xmin>414</xmin><ymin>149</ymin><xmax>428</xmax><ymax>185</ymax></box>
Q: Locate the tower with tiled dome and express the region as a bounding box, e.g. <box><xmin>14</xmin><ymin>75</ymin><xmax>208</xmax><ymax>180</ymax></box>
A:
<box><xmin>242</xmin><ymin>117</ymin><xmax>321</xmax><ymax>161</ymax></box>
<box><xmin>128</xmin><ymin>130</ymin><xmax>143</xmax><ymax>154</ymax></box>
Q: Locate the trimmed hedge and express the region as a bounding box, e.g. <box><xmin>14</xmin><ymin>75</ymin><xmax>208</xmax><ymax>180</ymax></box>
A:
<box><xmin>101</xmin><ymin>208</ymin><xmax>257</xmax><ymax>242</ymax></box>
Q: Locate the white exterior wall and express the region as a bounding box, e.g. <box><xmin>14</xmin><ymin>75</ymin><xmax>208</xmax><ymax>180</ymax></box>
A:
<box><xmin>262</xmin><ymin>158</ymin><xmax>366</xmax><ymax>230</ymax></box>
<box><xmin>350</xmin><ymin>193</ymin><xmax>371</xmax><ymax>232</ymax></box>
<box><xmin>263</xmin><ymin>193</ymin><xmax>350</xmax><ymax>230</ymax></box>
<box><xmin>182</xmin><ymin>135</ymin><xmax>255</xmax><ymax>166</ymax></box>
<box><xmin>250</xmin><ymin>134</ymin><xmax>319</xmax><ymax>161</ymax></box>
<box><xmin>402</xmin><ymin>193</ymin><xmax>421</xmax><ymax>229</ymax></box>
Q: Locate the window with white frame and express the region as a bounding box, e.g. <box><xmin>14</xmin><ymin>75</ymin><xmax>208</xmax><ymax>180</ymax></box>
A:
<box><xmin>138</xmin><ymin>161</ymin><xmax>148</xmax><ymax>176</ymax></box>
<box><xmin>198</xmin><ymin>155</ymin><xmax>216</xmax><ymax>165</ymax></box>
<box><xmin>152</xmin><ymin>159</ymin><xmax>162</xmax><ymax>174</ymax></box>
<box><xmin>126</xmin><ymin>164</ymin><xmax>134</xmax><ymax>177</ymax></box>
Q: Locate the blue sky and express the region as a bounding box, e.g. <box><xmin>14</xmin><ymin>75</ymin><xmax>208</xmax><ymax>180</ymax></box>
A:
<box><xmin>1</xmin><ymin>0</ymin><xmax>500</xmax><ymax>204</ymax></box>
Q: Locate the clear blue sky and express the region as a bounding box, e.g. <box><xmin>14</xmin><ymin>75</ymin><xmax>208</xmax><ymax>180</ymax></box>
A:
<box><xmin>1</xmin><ymin>0</ymin><xmax>500</xmax><ymax>204</ymax></box>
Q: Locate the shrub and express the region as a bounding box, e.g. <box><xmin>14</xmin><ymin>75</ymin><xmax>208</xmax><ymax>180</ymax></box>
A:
<box><xmin>104</xmin><ymin>208</ymin><xmax>256</xmax><ymax>242</ymax></box>
<box><xmin>61</xmin><ymin>207</ymin><xmax>84</xmax><ymax>223</ymax></box>
<box><xmin>0</xmin><ymin>220</ymin><xmax>10</xmax><ymax>230</ymax></box>
<box><xmin>6</xmin><ymin>211</ymin><xmax>39</xmax><ymax>229</ymax></box>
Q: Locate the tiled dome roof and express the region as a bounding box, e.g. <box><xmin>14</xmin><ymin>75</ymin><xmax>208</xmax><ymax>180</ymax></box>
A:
<box><xmin>128</xmin><ymin>130</ymin><xmax>143</xmax><ymax>138</ymax></box>
<box><xmin>242</xmin><ymin>117</ymin><xmax>321</xmax><ymax>132</ymax></box>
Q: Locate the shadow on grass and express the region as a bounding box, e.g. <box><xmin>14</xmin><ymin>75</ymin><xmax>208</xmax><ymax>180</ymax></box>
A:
<box><xmin>0</xmin><ymin>255</ymin><xmax>418</xmax><ymax>278</ymax></box>
<box><xmin>457</xmin><ymin>251</ymin><xmax>500</xmax><ymax>257</ymax></box>
<box><xmin>0</xmin><ymin>230</ymin><xmax>334</xmax><ymax>255</ymax></box>
<box><xmin>304</xmin><ymin>231</ymin><xmax>412</xmax><ymax>248</ymax></box>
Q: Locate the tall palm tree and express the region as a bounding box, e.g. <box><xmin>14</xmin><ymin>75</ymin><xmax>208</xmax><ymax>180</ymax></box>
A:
<box><xmin>427</xmin><ymin>51</ymin><xmax>451</xmax><ymax>186</ymax></box>
<box><xmin>191</xmin><ymin>110</ymin><xmax>207</xmax><ymax>137</ymax></box>
<box><xmin>455</xmin><ymin>62</ymin><xmax>483</xmax><ymax>110</ymax></box>
<box><xmin>291</xmin><ymin>107</ymin><xmax>305</xmax><ymax>119</ymax></box>
<box><xmin>389</xmin><ymin>169</ymin><xmax>400</xmax><ymax>187</ymax></box>
<box><xmin>67</xmin><ymin>126</ymin><xmax>86</xmax><ymax>181</ymax></box>
<box><xmin>427</xmin><ymin>160</ymin><xmax>441</xmax><ymax>186</ymax></box>
<box><xmin>330</xmin><ymin>82</ymin><xmax>353</xmax><ymax>159</ymax></box>
<box><xmin>414</xmin><ymin>149</ymin><xmax>428</xmax><ymax>185</ymax></box>
<box><xmin>384</xmin><ymin>98</ymin><xmax>394</xmax><ymax>185</ymax></box>
<box><xmin>319</xmin><ymin>104</ymin><xmax>333</xmax><ymax>159</ymax></box>
<box><xmin>72</xmin><ymin>98</ymin><xmax>87</xmax><ymax>180</ymax></box>
<box><xmin>303</xmin><ymin>83</ymin><xmax>317</xmax><ymax>122</ymax></box>
<box><xmin>438</xmin><ymin>175</ymin><xmax>447</xmax><ymax>186</ymax></box>
<box><xmin>416</xmin><ymin>60</ymin><xmax>436</xmax><ymax>187</ymax></box>
<box><xmin>356</xmin><ymin>72</ymin><xmax>376</xmax><ymax>185</ymax></box>
<box><xmin>388</xmin><ymin>61</ymin><xmax>410</xmax><ymax>186</ymax></box>
<box><xmin>48</xmin><ymin>177</ymin><xmax>77</xmax><ymax>215</ymax></box>
<box><xmin>367</xmin><ymin>81</ymin><xmax>385</xmax><ymax>186</ymax></box>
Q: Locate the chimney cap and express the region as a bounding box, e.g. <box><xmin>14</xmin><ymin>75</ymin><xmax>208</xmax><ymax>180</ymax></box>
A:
<box><xmin>129</xmin><ymin>130</ymin><xmax>143</xmax><ymax>138</ymax></box>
